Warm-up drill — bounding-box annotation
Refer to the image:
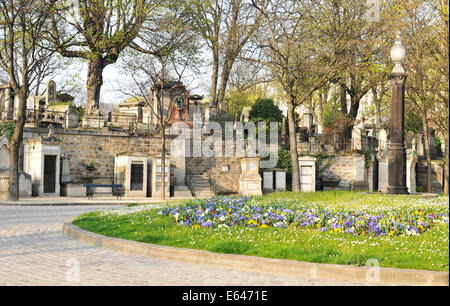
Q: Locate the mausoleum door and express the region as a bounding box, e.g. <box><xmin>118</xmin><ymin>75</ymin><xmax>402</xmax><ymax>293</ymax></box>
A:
<box><xmin>300</xmin><ymin>165</ymin><xmax>313</xmax><ymax>191</ymax></box>
<box><xmin>130</xmin><ymin>163</ymin><xmax>144</xmax><ymax>191</ymax></box>
<box><xmin>44</xmin><ymin>155</ymin><xmax>56</xmax><ymax>193</ymax></box>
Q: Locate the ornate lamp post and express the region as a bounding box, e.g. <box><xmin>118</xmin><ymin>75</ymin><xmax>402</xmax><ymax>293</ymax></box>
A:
<box><xmin>386</xmin><ymin>34</ymin><xmax>409</xmax><ymax>194</ymax></box>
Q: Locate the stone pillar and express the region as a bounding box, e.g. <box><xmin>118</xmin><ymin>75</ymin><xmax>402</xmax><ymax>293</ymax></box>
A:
<box><xmin>386</xmin><ymin>72</ymin><xmax>408</xmax><ymax>194</ymax></box>
<box><xmin>386</xmin><ymin>34</ymin><xmax>408</xmax><ymax>194</ymax></box>
<box><xmin>298</xmin><ymin>156</ymin><xmax>316</xmax><ymax>192</ymax></box>
<box><xmin>239</xmin><ymin>157</ymin><xmax>262</xmax><ymax>196</ymax></box>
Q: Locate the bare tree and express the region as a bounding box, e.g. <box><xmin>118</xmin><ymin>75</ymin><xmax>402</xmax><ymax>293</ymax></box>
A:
<box><xmin>314</xmin><ymin>0</ymin><xmax>394</xmax><ymax>139</ymax></box>
<box><xmin>402</xmin><ymin>0</ymin><xmax>442</xmax><ymax>193</ymax></box>
<box><xmin>193</xmin><ymin>0</ymin><xmax>261</xmax><ymax>109</ymax></box>
<box><xmin>0</xmin><ymin>0</ymin><xmax>57</xmax><ymax>200</ymax></box>
<box><xmin>251</xmin><ymin>0</ymin><xmax>335</xmax><ymax>191</ymax></box>
<box><xmin>118</xmin><ymin>5</ymin><xmax>200</xmax><ymax>199</ymax></box>
<box><xmin>227</xmin><ymin>59</ymin><xmax>270</xmax><ymax>123</ymax></box>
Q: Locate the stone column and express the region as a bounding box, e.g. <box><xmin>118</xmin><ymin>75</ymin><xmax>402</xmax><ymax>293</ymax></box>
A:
<box><xmin>386</xmin><ymin>72</ymin><xmax>408</xmax><ymax>194</ymax></box>
<box><xmin>387</xmin><ymin>35</ymin><xmax>408</xmax><ymax>194</ymax></box>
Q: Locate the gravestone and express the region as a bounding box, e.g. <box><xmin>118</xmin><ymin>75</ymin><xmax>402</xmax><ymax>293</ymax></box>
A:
<box><xmin>298</xmin><ymin>156</ymin><xmax>316</xmax><ymax>192</ymax></box>
<box><xmin>416</xmin><ymin>134</ymin><xmax>424</xmax><ymax>157</ymax></box>
<box><xmin>263</xmin><ymin>170</ymin><xmax>274</xmax><ymax>192</ymax></box>
<box><xmin>275</xmin><ymin>169</ymin><xmax>287</xmax><ymax>191</ymax></box>
<box><xmin>239</xmin><ymin>157</ymin><xmax>262</xmax><ymax>196</ymax></box>
<box><xmin>46</xmin><ymin>80</ymin><xmax>57</xmax><ymax>105</ymax></box>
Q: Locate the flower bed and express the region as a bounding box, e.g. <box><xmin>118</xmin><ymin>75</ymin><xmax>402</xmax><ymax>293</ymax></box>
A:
<box><xmin>159</xmin><ymin>197</ymin><xmax>449</xmax><ymax>237</ymax></box>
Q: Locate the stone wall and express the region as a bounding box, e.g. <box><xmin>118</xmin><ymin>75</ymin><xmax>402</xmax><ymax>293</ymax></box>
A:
<box><xmin>320</xmin><ymin>154</ymin><xmax>368</xmax><ymax>187</ymax></box>
<box><xmin>416</xmin><ymin>159</ymin><xmax>444</xmax><ymax>194</ymax></box>
<box><xmin>23</xmin><ymin>127</ymin><xmax>173</xmax><ymax>186</ymax></box>
<box><xmin>210</xmin><ymin>157</ymin><xmax>241</xmax><ymax>194</ymax></box>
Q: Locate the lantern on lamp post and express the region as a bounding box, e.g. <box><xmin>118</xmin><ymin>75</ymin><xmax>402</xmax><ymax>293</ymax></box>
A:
<box><xmin>386</xmin><ymin>34</ymin><xmax>409</xmax><ymax>194</ymax></box>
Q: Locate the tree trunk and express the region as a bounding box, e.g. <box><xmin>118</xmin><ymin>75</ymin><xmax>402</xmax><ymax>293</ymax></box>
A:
<box><xmin>210</xmin><ymin>50</ymin><xmax>219</xmax><ymax>107</ymax></box>
<box><xmin>444</xmin><ymin>132</ymin><xmax>449</xmax><ymax>195</ymax></box>
<box><xmin>340</xmin><ymin>86</ymin><xmax>347</xmax><ymax>115</ymax></box>
<box><xmin>161</xmin><ymin>127</ymin><xmax>166</xmax><ymax>200</ymax></box>
<box><xmin>8</xmin><ymin>92</ymin><xmax>26</xmax><ymax>201</ymax></box>
<box><xmin>287</xmin><ymin>97</ymin><xmax>300</xmax><ymax>192</ymax></box>
<box><xmin>216</xmin><ymin>57</ymin><xmax>233</xmax><ymax>109</ymax></box>
<box><xmin>86</xmin><ymin>58</ymin><xmax>105</xmax><ymax>114</ymax></box>
<box><xmin>422</xmin><ymin>116</ymin><xmax>432</xmax><ymax>193</ymax></box>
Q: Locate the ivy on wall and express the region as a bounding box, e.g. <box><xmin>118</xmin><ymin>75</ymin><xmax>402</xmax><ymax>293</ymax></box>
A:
<box><xmin>0</xmin><ymin>123</ymin><xmax>15</xmax><ymax>139</ymax></box>
<box><xmin>276</xmin><ymin>149</ymin><xmax>335</xmax><ymax>190</ymax></box>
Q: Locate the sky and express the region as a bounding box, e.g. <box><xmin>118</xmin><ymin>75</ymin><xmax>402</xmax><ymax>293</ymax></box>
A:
<box><xmin>53</xmin><ymin>48</ymin><xmax>213</xmax><ymax>108</ymax></box>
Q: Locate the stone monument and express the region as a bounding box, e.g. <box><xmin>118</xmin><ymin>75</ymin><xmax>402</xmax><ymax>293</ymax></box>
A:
<box><xmin>239</xmin><ymin>157</ymin><xmax>262</xmax><ymax>196</ymax></box>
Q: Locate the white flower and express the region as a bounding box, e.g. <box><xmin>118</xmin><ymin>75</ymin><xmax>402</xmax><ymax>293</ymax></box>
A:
<box><xmin>218</xmin><ymin>224</ymin><xmax>229</xmax><ymax>229</ymax></box>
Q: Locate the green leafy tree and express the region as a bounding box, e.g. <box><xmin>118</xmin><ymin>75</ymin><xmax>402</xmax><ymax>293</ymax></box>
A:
<box><xmin>249</xmin><ymin>98</ymin><xmax>283</xmax><ymax>123</ymax></box>
<box><xmin>47</xmin><ymin>0</ymin><xmax>155</xmax><ymax>115</ymax></box>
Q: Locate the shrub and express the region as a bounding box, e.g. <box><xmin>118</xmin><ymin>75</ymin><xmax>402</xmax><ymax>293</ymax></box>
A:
<box><xmin>249</xmin><ymin>98</ymin><xmax>283</xmax><ymax>124</ymax></box>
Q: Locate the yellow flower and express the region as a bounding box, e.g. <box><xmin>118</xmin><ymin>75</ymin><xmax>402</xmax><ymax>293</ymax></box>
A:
<box><xmin>247</xmin><ymin>219</ymin><xmax>258</xmax><ymax>226</ymax></box>
<box><xmin>260</xmin><ymin>224</ymin><xmax>269</xmax><ymax>229</ymax></box>
<box><xmin>192</xmin><ymin>225</ymin><xmax>201</xmax><ymax>229</ymax></box>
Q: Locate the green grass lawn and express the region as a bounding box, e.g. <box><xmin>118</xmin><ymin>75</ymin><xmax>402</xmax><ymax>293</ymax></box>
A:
<box><xmin>73</xmin><ymin>191</ymin><xmax>449</xmax><ymax>271</ymax></box>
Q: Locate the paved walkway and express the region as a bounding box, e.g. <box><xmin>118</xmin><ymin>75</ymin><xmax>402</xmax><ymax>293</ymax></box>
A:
<box><xmin>0</xmin><ymin>196</ymin><xmax>192</xmax><ymax>206</ymax></box>
<box><xmin>0</xmin><ymin>205</ymin><xmax>365</xmax><ymax>286</ymax></box>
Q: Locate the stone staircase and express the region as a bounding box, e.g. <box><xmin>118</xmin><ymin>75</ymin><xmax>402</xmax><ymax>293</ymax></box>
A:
<box><xmin>186</xmin><ymin>157</ymin><xmax>215</xmax><ymax>198</ymax></box>
<box><xmin>189</xmin><ymin>173</ymin><xmax>215</xmax><ymax>198</ymax></box>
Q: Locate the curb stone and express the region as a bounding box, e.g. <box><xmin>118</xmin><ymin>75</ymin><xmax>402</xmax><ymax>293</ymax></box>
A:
<box><xmin>63</xmin><ymin>221</ymin><xmax>449</xmax><ymax>286</ymax></box>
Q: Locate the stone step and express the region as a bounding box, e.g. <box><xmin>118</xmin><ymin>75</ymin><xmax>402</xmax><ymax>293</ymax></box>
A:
<box><xmin>191</xmin><ymin>181</ymin><xmax>211</xmax><ymax>188</ymax></box>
